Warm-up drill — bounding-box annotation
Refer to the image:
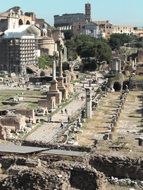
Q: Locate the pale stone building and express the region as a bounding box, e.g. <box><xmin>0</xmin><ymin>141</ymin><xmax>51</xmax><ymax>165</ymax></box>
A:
<box><xmin>92</xmin><ymin>20</ymin><xmax>135</xmax><ymax>38</ymax></box>
<box><xmin>0</xmin><ymin>25</ymin><xmax>40</xmax><ymax>75</ymax></box>
<box><xmin>112</xmin><ymin>25</ymin><xmax>134</xmax><ymax>35</ymax></box>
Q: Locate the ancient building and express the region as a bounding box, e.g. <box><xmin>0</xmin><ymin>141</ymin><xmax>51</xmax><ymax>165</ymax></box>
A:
<box><xmin>73</xmin><ymin>21</ymin><xmax>101</xmax><ymax>38</ymax></box>
<box><xmin>112</xmin><ymin>25</ymin><xmax>134</xmax><ymax>35</ymax></box>
<box><xmin>54</xmin><ymin>3</ymin><xmax>101</xmax><ymax>38</ymax></box>
<box><xmin>0</xmin><ymin>6</ymin><xmax>67</xmax><ymax>75</ymax></box>
<box><xmin>93</xmin><ymin>20</ymin><xmax>135</xmax><ymax>38</ymax></box>
<box><xmin>54</xmin><ymin>13</ymin><xmax>85</xmax><ymax>31</ymax></box>
<box><xmin>0</xmin><ymin>6</ymin><xmax>35</xmax><ymax>33</ymax></box>
<box><xmin>54</xmin><ymin>3</ymin><xmax>92</xmax><ymax>32</ymax></box>
<box><xmin>0</xmin><ymin>25</ymin><xmax>40</xmax><ymax>75</ymax></box>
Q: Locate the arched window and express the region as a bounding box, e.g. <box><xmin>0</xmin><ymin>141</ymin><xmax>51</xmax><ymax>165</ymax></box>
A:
<box><xmin>26</xmin><ymin>20</ymin><xmax>30</xmax><ymax>25</ymax></box>
<box><xmin>19</xmin><ymin>19</ymin><xmax>23</xmax><ymax>25</ymax></box>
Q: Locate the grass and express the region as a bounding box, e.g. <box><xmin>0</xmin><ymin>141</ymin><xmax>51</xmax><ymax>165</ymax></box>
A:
<box><xmin>0</xmin><ymin>89</ymin><xmax>42</xmax><ymax>97</ymax></box>
<box><xmin>26</xmin><ymin>102</ymin><xmax>38</xmax><ymax>109</ymax></box>
<box><xmin>136</xmin><ymin>75</ymin><xmax>143</xmax><ymax>81</ymax></box>
<box><xmin>0</xmin><ymin>89</ymin><xmax>43</xmax><ymax>110</ymax></box>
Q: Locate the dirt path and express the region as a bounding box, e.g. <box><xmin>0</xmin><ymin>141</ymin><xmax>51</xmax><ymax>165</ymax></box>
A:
<box><xmin>77</xmin><ymin>92</ymin><xmax>121</xmax><ymax>146</ymax></box>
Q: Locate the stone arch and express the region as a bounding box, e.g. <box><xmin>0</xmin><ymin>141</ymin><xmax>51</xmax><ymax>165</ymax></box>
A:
<box><xmin>19</xmin><ymin>19</ymin><xmax>23</xmax><ymax>25</ymax></box>
<box><xmin>113</xmin><ymin>81</ymin><xmax>122</xmax><ymax>91</ymax></box>
<box><xmin>26</xmin><ymin>20</ymin><xmax>30</xmax><ymax>25</ymax></box>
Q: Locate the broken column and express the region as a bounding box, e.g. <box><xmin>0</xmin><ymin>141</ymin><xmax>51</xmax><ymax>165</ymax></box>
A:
<box><xmin>63</xmin><ymin>70</ymin><xmax>74</xmax><ymax>94</ymax></box>
<box><xmin>85</xmin><ymin>87</ymin><xmax>92</xmax><ymax>119</ymax></box>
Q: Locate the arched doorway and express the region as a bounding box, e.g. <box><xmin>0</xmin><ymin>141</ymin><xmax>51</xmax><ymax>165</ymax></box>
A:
<box><xmin>26</xmin><ymin>20</ymin><xmax>30</xmax><ymax>25</ymax></box>
<box><xmin>113</xmin><ymin>82</ymin><xmax>122</xmax><ymax>91</ymax></box>
<box><xmin>19</xmin><ymin>19</ymin><xmax>23</xmax><ymax>26</ymax></box>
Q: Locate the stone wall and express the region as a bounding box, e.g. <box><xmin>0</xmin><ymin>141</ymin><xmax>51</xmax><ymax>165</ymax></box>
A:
<box><xmin>15</xmin><ymin>109</ymin><xmax>36</xmax><ymax>123</ymax></box>
<box><xmin>0</xmin><ymin>115</ymin><xmax>26</xmax><ymax>131</ymax></box>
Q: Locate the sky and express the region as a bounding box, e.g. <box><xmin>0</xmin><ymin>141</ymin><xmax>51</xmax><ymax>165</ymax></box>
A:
<box><xmin>0</xmin><ymin>0</ymin><xmax>143</xmax><ymax>26</ymax></box>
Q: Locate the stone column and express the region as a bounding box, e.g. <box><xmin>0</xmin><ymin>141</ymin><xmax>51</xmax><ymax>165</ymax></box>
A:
<box><xmin>52</xmin><ymin>59</ymin><xmax>56</xmax><ymax>80</ymax></box>
<box><xmin>49</xmin><ymin>58</ymin><xmax>58</xmax><ymax>91</ymax></box>
<box><xmin>118</xmin><ymin>59</ymin><xmax>121</xmax><ymax>73</ymax></box>
<box><xmin>47</xmin><ymin>56</ymin><xmax>62</xmax><ymax>106</ymax></box>
<box><xmin>59</xmin><ymin>48</ymin><xmax>63</xmax><ymax>77</ymax></box>
<box><xmin>57</xmin><ymin>47</ymin><xmax>68</xmax><ymax>100</ymax></box>
<box><xmin>85</xmin><ymin>87</ymin><xmax>92</xmax><ymax>119</ymax></box>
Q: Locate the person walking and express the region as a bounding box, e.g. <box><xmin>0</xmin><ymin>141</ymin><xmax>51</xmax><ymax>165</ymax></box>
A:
<box><xmin>60</xmin><ymin>122</ymin><xmax>64</xmax><ymax>129</ymax></box>
<box><xmin>67</xmin><ymin>116</ymin><xmax>70</xmax><ymax>123</ymax></box>
<box><xmin>65</xmin><ymin>108</ymin><xmax>68</xmax><ymax>114</ymax></box>
<box><xmin>48</xmin><ymin>115</ymin><xmax>52</xmax><ymax>122</ymax></box>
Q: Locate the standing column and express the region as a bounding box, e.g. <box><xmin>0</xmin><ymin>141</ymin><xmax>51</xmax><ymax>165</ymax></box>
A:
<box><xmin>85</xmin><ymin>87</ymin><xmax>92</xmax><ymax>119</ymax></box>
<box><xmin>118</xmin><ymin>59</ymin><xmax>121</xmax><ymax>73</ymax></box>
<box><xmin>57</xmin><ymin>44</ymin><xmax>68</xmax><ymax>100</ymax></box>
<box><xmin>52</xmin><ymin>59</ymin><xmax>56</xmax><ymax>80</ymax></box>
<box><xmin>59</xmin><ymin>48</ymin><xmax>63</xmax><ymax>77</ymax></box>
<box><xmin>49</xmin><ymin>56</ymin><xmax>58</xmax><ymax>91</ymax></box>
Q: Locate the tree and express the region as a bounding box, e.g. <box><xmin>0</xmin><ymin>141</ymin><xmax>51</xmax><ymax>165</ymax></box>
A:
<box><xmin>65</xmin><ymin>35</ymin><xmax>111</xmax><ymax>70</ymax></box>
<box><xmin>109</xmin><ymin>33</ymin><xmax>133</xmax><ymax>50</ymax></box>
<box><xmin>65</xmin><ymin>39</ymin><xmax>78</xmax><ymax>61</ymax></box>
<box><xmin>95</xmin><ymin>40</ymin><xmax>112</xmax><ymax>63</ymax></box>
<box><xmin>75</xmin><ymin>35</ymin><xmax>111</xmax><ymax>62</ymax></box>
<box><xmin>38</xmin><ymin>55</ymin><xmax>53</xmax><ymax>69</ymax></box>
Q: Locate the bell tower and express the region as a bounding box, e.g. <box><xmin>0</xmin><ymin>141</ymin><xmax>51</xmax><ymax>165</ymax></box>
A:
<box><xmin>85</xmin><ymin>3</ymin><xmax>91</xmax><ymax>22</ymax></box>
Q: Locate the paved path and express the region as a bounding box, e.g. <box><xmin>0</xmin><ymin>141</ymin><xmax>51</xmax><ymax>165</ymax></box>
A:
<box><xmin>26</xmin><ymin>97</ymin><xmax>85</xmax><ymax>143</ymax></box>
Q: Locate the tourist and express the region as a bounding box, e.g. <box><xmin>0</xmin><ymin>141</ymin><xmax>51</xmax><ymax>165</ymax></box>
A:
<box><xmin>67</xmin><ymin>116</ymin><xmax>70</xmax><ymax>123</ymax></box>
<box><xmin>60</xmin><ymin>122</ymin><xmax>64</xmax><ymax>129</ymax></box>
<box><xmin>48</xmin><ymin>115</ymin><xmax>52</xmax><ymax>122</ymax></box>
<box><xmin>65</xmin><ymin>108</ymin><xmax>68</xmax><ymax>114</ymax></box>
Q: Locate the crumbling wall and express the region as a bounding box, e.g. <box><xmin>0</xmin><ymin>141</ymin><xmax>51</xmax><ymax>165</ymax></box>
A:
<box><xmin>0</xmin><ymin>115</ymin><xmax>26</xmax><ymax>131</ymax></box>
<box><xmin>0</xmin><ymin>155</ymin><xmax>105</xmax><ymax>190</ymax></box>
<box><xmin>14</xmin><ymin>109</ymin><xmax>36</xmax><ymax>123</ymax></box>
<box><xmin>69</xmin><ymin>166</ymin><xmax>105</xmax><ymax>190</ymax></box>
<box><xmin>0</xmin><ymin>168</ymin><xmax>70</xmax><ymax>190</ymax></box>
<box><xmin>89</xmin><ymin>154</ymin><xmax>143</xmax><ymax>180</ymax></box>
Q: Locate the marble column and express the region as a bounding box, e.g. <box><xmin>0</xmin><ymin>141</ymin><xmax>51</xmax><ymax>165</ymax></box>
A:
<box><xmin>57</xmin><ymin>47</ymin><xmax>68</xmax><ymax>100</ymax></box>
<box><xmin>59</xmin><ymin>49</ymin><xmax>63</xmax><ymax>78</ymax></box>
<box><xmin>85</xmin><ymin>87</ymin><xmax>92</xmax><ymax>119</ymax></box>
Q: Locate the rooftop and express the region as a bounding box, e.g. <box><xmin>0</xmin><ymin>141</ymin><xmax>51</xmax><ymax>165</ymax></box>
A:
<box><xmin>3</xmin><ymin>25</ymin><xmax>41</xmax><ymax>38</ymax></box>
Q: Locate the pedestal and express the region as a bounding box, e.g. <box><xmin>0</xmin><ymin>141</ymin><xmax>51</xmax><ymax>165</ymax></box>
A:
<box><xmin>47</xmin><ymin>79</ymin><xmax>62</xmax><ymax>105</ymax></box>
<box><xmin>57</xmin><ymin>77</ymin><xmax>68</xmax><ymax>100</ymax></box>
